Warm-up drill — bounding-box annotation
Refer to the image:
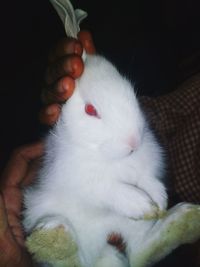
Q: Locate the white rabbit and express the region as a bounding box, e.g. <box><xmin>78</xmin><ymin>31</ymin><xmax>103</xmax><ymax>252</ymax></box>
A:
<box><xmin>23</xmin><ymin>54</ymin><xmax>168</xmax><ymax>267</ymax></box>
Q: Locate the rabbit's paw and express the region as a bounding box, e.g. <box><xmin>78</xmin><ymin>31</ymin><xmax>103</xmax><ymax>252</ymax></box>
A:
<box><xmin>143</xmin><ymin>208</ymin><xmax>167</xmax><ymax>221</ymax></box>
<box><xmin>26</xmin><ymin>226</ymin><xmax>81</xmax><ymax>267</ymax></box>
<box><xmin>122</xmin><ymin>199</ymin><xmax>159</xmax><ymax>220</ymax></box>
<box><xmin>133</xmin><ymin>196</ymin><xmax>162</xmax><ymax>221</ymax></box>
<box><xmin>115</xmin><ymin>183</ymin><xmax>161</xmax><ymax>220</ymax></box>
<box><xmin>142</xmin><ymin>181</ymin><xmax>168</xmax><ymax>212</ymax></box>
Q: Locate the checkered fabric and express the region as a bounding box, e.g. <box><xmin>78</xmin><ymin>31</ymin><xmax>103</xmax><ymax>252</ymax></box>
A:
<box><xmin>140</xmin><ymin>73</ymin><xmax>200</xmax><ymax>204</ymax></box>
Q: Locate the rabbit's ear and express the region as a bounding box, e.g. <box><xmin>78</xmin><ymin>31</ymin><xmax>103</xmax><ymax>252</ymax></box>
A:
<box><xmin>49</xmin><ymin>0</ymin><xmax>87</xmax><ymax>38</ymax></box>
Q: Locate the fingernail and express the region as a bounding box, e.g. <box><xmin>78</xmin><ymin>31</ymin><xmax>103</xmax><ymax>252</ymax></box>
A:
<box><xmin>74</xmin><ymin>43</ymin><xmax>82</xmax><ymax>55</ymax></box>
<box><xmin>57</xmin><ymin>85</ymin><xmax>67</xmax><ymax>94</ymax></box>
<box><xmin>57</xmin><ymin>78</ymin><xmax>70</xmax><ymax>95</ymax></box>
<box><xmin>46</xmin><ymin>106</ymin><xmax>57</xmax><ymax>115</ymax></box>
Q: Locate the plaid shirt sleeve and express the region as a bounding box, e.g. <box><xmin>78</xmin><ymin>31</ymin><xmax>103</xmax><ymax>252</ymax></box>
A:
<box><xmin>139</xmin><ymin>72</ymin><xmax>200</xmax><ymax>204</ymax></box>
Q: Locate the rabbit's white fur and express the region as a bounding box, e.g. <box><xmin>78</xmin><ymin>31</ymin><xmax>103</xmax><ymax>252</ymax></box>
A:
<box><xmin>23</xmin><ymin>55</ymin><xmax>168</xmax><ymax>267</ymax></box>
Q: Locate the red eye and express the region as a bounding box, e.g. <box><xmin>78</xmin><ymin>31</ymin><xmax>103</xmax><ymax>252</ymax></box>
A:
<box><xmin>85</xmin><ymin>104</ymin><xmax>99</xmax><ymax>118</ymax></box>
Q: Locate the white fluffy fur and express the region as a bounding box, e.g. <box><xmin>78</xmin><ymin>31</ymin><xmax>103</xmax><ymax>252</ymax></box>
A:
<box><xmin>23</xmin><ymin>55</ymin><xmax>168</xmax><ymax>267</ymax></box>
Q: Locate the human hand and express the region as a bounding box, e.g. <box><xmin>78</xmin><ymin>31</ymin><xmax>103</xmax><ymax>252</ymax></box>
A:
<box><xmin>39</xmin><ymin>30</ymin><xmax>96</xmax><ymax>125</ymax></box>
<box><xmin>0</xmin><ymin>142</ymin><xmax>43</xmax><ymax>267</ymax></box>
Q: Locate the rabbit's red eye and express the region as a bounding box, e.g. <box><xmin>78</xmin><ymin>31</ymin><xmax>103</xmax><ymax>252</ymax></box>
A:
<box><xmin>85</xmin><ymin>104</ymin><xmax>99</xmax><ymax>118</ymax></box>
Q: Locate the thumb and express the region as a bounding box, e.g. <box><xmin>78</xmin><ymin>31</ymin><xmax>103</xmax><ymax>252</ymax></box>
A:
<box><xmin>0</xmin><ymin>193</ymin><xmax>8</xmax><ymax>234</ymax></box>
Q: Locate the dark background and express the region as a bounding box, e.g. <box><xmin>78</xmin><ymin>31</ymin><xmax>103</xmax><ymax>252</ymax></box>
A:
<box><xmin>0</xmin><ymin>0</ymin><xmax>200</xmax><ymax>266</ymax></box>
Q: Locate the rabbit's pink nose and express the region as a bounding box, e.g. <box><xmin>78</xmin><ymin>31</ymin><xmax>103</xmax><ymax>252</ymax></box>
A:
<box><xmin>127</xmin><ymin>136</ymin><xmax>140</xmax><ymax>151</ymax></box>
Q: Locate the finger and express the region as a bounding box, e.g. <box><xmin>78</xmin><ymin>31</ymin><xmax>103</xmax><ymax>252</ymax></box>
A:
<box><xmin>39</xmin><ymin>104</ymin><xmax>61</xmax><ymax>125</ymax></box>
<box><xmin>41</xmin><ymin>76</ymin><xmax>75</xmax><ymax>105</ymax></box>
<box><xmin>45</xmin><ymin>55</ymin><xmax>84</xmax><ymax>85</ymax></box>
<box><xmin>1</xmin><ymin>142</ymin><xmax>44</xmax><ymax>188</ymax></box>
<box><xmin>48</xmin><ymin>37</ymin><xmax>83</xmax><ymax>63</ymax></box>
<box><xmin>22</xmin><ymin>160</ymin><xmax>41</xmax><ymax>187</ymax></box>
<box><xmin>78</xmin><ymin>30</ymin><xmax>96</xmax><ymax>54</ymax></box>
